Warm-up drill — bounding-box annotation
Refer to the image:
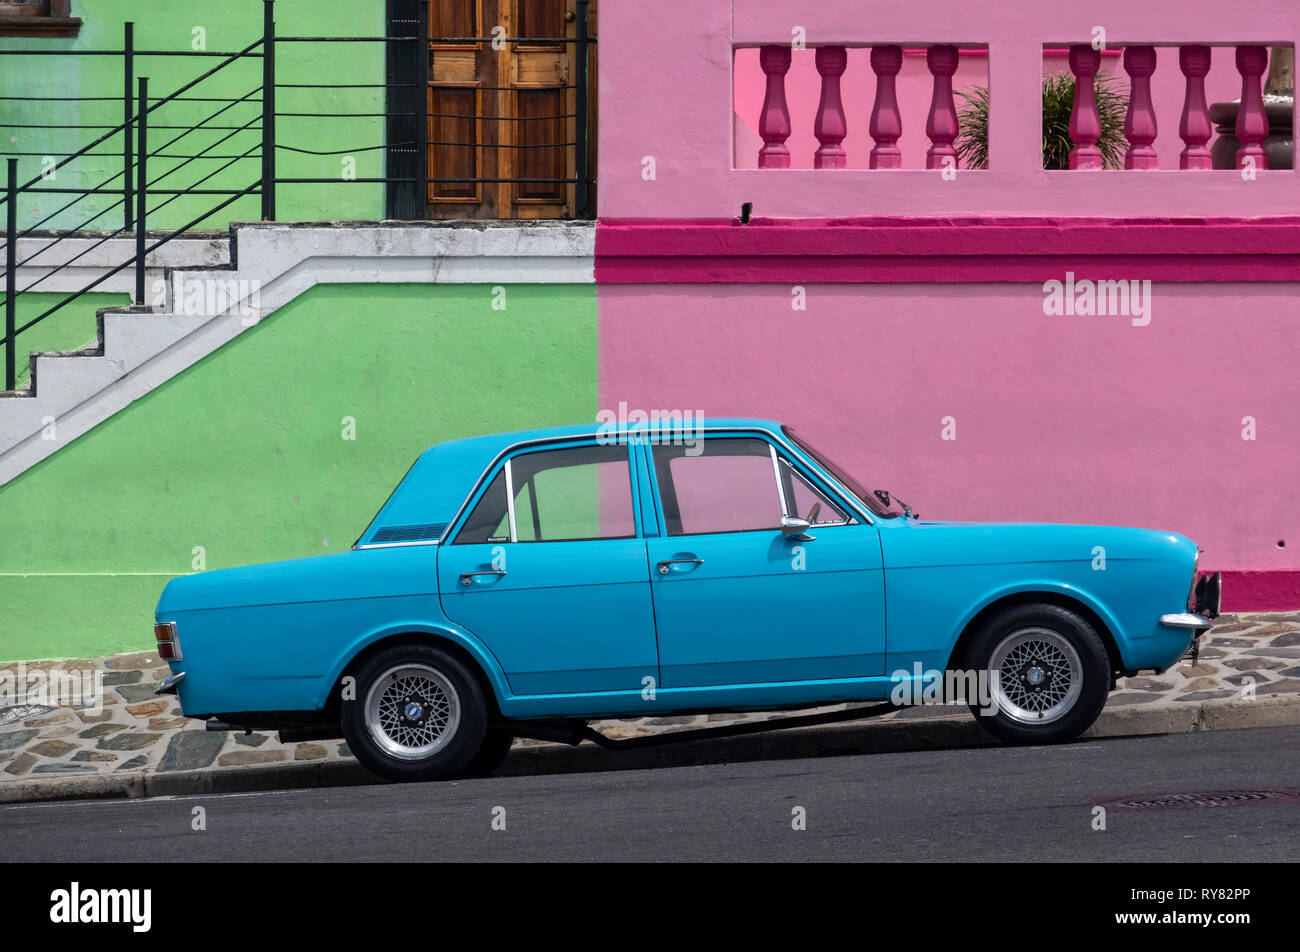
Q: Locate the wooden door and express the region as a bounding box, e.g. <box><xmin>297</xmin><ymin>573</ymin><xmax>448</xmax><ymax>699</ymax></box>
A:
<box><xmin>427</xmin><ymin>0</ymin><xmax>594</xmax><ymax>219</ymax></box>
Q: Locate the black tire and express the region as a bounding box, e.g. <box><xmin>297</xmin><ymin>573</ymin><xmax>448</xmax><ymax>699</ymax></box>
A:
<box><xmin>341</xmin><ymin>643</ymin><xmax>489</xmax><ymax>782</ymax></box>
<box><xmin>455</xmin><ymin>728</ymin><xmax>516</xmax><ymax>778</ymax></box>
<box><xmin>965</xmin><ymin>603</ymin><xmax>1110</xmax><ymax>745</ymax></box>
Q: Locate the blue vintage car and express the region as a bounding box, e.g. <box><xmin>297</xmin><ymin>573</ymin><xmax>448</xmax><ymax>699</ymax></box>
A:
<box><xmin>154</xmin><ymin>419</ymin><xmax>1221</xmax><ymax>781</ymax></box>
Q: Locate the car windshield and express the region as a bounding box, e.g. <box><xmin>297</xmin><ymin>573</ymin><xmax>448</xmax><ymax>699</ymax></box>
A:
<box><xmin>782</xmin><ymin>426</ymin><xmax>907</xmax><ymax>519</ymax></box>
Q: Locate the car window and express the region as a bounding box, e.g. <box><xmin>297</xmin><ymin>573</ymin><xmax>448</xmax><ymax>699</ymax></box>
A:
<box><xmin>512</xmin><ymin>444</ymin><xmax>636</xmax><ymax>541</ymax></box>
<box><xmin>783</xmin><ymin>425</ymin><xmax>897</xmax><ymax>518</ymax></box>
<box><xmin>779</xmin><ymin>457</ymin><xmax>852</xmax><ymax>525</ymax></box>
<box><xmin>456</xmin><ymin>443</ymin><xmax>636</xmax><ymax>544</ymax></box>
<box><xmin>653</xmin><ymin>438</ymin><xmax>784</xmax><ymax>536</ymax></box>
<box><xmin>454</xmin><ymin>469</ymin><xmax>511</xmax><ymax>544</ymax></box>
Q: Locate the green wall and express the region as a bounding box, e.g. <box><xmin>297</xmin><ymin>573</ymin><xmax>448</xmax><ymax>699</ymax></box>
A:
<box><xmin>7</xmin><ymin>292</ymin><xmax>131</xmax><ymax>388</ymax></box>
<box><xmin>0</xmin><ymin>282</ymin><xmax>597</xmax><ymax>662</ymax></box>
<box><xmin>0</xmin><ymin>0</ymin><xmax>387</xmax><ymax>230</ymax></box>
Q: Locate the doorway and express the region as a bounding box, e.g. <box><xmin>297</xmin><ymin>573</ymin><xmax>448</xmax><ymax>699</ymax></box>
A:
<box><xmin>425</xmin><ymin>0</ymin><xmax>595</xmax><ymax>219</ymax></box>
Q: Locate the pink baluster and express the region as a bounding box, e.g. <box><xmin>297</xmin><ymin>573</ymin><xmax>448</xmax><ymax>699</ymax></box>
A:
<box><xmin>1068</xmin><ymin>45</ymin><xmax>1103</xmax><ymax>170</ymax></box>
<box><xmin>1178</xmin><ymin>45</ymin><xmax>1213</xmax><ymax>170</ymax></box>
<box><xmin>925</xmin><ymin>45</ymin><xmax>960</xmax><ymax>170</ymax></box>
<box><xmin>814</xmin><ymin>46</ymin><xmax>848</xmax><ymax>169</ymax></box>
<box><xmin>869</xmin><ymin>44</ymin><xmax>903</xmax><ymax>169</ymax></box>
<box><xmin>1122</xmin><ymin>46</ymin><xmax>1158</xmax><ymax>169</ymax></box>
<box><xmin>758</xmin><ymin>45</ymin><xmax>793</xmax><ymax>169</ymax></box>
<box><xmin>1234</xmin><ymin>44</ymin><xmax>1269</xmax><ymax>170</ymax></box>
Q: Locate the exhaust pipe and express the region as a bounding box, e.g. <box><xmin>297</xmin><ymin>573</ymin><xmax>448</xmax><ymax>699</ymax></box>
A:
<box><xmin>204</xmin><ymin>720</ymin><xmax>250</xmax><ymax>734</ymax></box>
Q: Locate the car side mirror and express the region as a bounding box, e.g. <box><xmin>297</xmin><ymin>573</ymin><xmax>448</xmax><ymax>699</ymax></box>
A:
<box><xmin>781</xmin><ymin>516</ymin><xmax>811</xmax><ymax>536</ymax></box>
<box><xmin>782</xmin><ymin>502</ymin><xmax>820</xmax><ymax>540</ymax></box>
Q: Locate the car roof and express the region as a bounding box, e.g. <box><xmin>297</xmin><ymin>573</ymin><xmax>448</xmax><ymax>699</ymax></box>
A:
<box><xmin>428</xmin><ymin>417</ymin><xmax>785</xmax><ymax>459</ymax></box>
<box><xmin>355</xmin><ymin>418</ymin><xmax>785</xmax><ymax>546</ymax></box>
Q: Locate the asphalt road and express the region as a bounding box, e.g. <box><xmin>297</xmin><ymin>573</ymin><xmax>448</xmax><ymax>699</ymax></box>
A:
<box><xmin>4</xmin><ymin>726</ymin><xmax>1297</xmax><ymax>862</ymax></box>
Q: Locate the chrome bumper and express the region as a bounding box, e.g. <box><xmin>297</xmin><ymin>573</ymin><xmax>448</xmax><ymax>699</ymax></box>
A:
<box><xmin>1159</xmin><ymin>612</ymin><xmax>1214</xmax><ymax>630</ymax></box>
<box><xmin>155</xmin><ymin>671</ymin><xmax>186</xmax><ymax>696</ymax></box>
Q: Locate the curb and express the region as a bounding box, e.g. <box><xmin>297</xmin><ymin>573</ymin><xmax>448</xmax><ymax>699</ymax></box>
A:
<box><xmin>3</xmin><ymin>693</ymin><xmax>1299</xmax><ymax>805</ymax></box>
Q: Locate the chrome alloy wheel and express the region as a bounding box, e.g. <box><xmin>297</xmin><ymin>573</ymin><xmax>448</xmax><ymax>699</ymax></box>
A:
<box><xmin>988</xmin><ymin>627</ymin><xmax>1084</xmax><ymax>725</ymax></box>
<box><xmin>363</xmin><ymin>663</ymin><xmax>461</xmax><ymax>761</ymax></box>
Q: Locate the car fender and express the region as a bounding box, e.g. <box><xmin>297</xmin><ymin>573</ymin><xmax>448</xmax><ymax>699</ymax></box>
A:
<box><xmin>948</xmin><ymin>578</ymin><xmax>1128</xmax><ymax>663</ymax></box>
<box><xmin>314</xmin><ymin>618</ymin><xmax>515</xmax><ymax>711</ymax></box>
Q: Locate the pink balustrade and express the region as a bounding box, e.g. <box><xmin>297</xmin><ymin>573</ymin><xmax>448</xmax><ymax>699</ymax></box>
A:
<box><xmin>813</xmin><ymin>46</ymin><xmax>849</xmax><ymax>169</ymax></box>
<box><xmin>868</xmin><ymin>45</ymin><xmax>904</xmax><ymax>169</ymax></box>
<box><xmin>733</xmin><ymin>40</ymin><xmax>1290</xmax><ymax>175</ymax></box>
<box><xmin>1178</xmin><ymin>45</ymin><xmax>1213</xmax><ymax>170</ymax></box>
<box><xmin>1122</xmin><ymin>46</ymin><xmax>1159</xmax><ymax>170</ymax></box>
<box><xmin>602</xmin><ymin>2</ymin><xmax>1299</xmax><ymax>217</ymax></box>
<box><xmin>924</xmin><ymin>45</ymin><xmax>960</xmax><ymax>170</ymax></box>
<box><xmin>757</xmin><ymin>45</ymin><xmax>793</xmax><ymax>168</ymax></box>
<box><xmin>1067</xmin><ymin>46</ymin><xmax>1104</xmax><ymax>170</ymax></box>
<box><xmin>1234</xmin><ymin>45</ymin><xmax>1270</xmax><ymax>170</ymax></box>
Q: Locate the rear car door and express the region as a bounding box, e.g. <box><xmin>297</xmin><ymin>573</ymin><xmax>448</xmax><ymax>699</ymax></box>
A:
<box><xmin>643</xmin><ymin>434</ymin><xmax>886</xmax><ymax>688</ymax></box>
<box><xmin>437</xmin><ymin>440</ymin><xmax>658</xmax><ymax>696</ymax></box>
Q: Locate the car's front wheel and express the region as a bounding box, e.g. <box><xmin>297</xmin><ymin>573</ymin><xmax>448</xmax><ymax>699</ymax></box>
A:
<box><xmin>342</xmin><ymin>644</ymin><xmax>489</xmax><ymax>782</ymax></box>
<box><xmin>966</xmin><ymin>603</ymin><xmax>1110</xmax><ymax>744</ymax></box>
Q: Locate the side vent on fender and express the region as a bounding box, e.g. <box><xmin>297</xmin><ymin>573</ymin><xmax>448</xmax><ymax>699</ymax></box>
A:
<box><xmin>370</xmin><ymin>523</ymin><xmax>447</xmax><ymax>544</ymax></box>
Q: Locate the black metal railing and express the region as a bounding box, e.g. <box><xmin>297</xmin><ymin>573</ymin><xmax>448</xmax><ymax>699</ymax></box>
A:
<box><xmin>0</xmin><ymin>0</ymin><xmax>598</xmax><ymax>392</ymax></box>
<box><xmin>0</xmin><ymin>21</ymin><xmax>265</xmax><ymax>390</ymax></box>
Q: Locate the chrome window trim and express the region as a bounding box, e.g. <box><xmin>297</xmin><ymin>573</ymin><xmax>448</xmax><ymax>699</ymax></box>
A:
<box><xmin>437</xmin><ymin>426</ymin><xmax>874</xmax><ymax>547</ymax></box>
<box><xmin>777</xmin><ymin>455</ymin><xmax>853</xmax><ymax>526</ymax></box>
<box><xmin>354</xmin><ymin>539</ymin><xmax>441</xmax><ymax>550</ymax></box>
<box><xmin>769</xmin><ymin>443</ymin><xmax>790</xmax><ymax>518</ymax></box>
<box><xmin>777</xmin><ymin>427</ymin><xmax>880</xmax><ymax>525</ymax></box>
<box><xmin>503</xmin><ymin>457</ymin><xmax>519</xmax><ymax>544</ymax></box>
<box><xmin>770</xmin><ymin>439</ymin><xmax>874</xmax><ymax>526</ymax></box>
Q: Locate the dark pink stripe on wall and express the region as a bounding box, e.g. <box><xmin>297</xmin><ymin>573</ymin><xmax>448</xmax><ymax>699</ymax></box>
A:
<box><xmin>1218</xmin><ymin>571</ymin><xmax>1300</xmax><ymax>613</ymax></box>
<box><xmin>598</xmin><ymin>254</ymin><xmax>1300</xmax><ymax>284</ymax></box>
<box><xmin>595</xmin><ymin>217</ymin><xmax>1300</xmax><ymax>284</ymax></box>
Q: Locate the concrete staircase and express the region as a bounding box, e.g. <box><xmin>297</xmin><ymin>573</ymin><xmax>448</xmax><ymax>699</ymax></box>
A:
<box><xmin>0</xmin><ymin>221</ymin><xmax>593</xmax><ymax>485</ymax></box>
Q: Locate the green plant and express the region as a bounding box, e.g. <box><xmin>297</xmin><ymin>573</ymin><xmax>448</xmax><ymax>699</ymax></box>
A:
<box><xmin>954</xmin><ymin>85</ymin><xmax>991</xmax><ymax>170</ymax></box>
<box><xmin>955</xmin><ymin>70</ymin><xmax>1129</xmax><ymax>170</ymax></box>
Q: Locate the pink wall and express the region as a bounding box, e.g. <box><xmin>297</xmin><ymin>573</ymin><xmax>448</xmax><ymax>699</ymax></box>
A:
<box><xmin>733</xmin><ymin>48</ymin><xmax>1244</xmax><ymax>171</ymax></box>
<box><xmin>597</xmin><ymin>281</ymin><xmax>1300</xmax><ymax>574</ymax></box>
<box><xmin>596</xmin><ymin>2</ymin><xmax>1300</xmax><ymax>605</ymax></box>
<box><xmin>601</xmin><ymin>0</ymin><xmax>1300</xmax><ymax>217</ymax></box>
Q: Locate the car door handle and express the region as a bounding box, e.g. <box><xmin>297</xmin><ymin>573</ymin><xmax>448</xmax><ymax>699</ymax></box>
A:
<box><xmin>657</xmin><ymin>558</ymin><xmax>703</xmax><ymax>575</ymax></box>
<box><xmin>460</xmin><ymin>570</ymin><xmax>506</xmax><ymax>586</ymax></box>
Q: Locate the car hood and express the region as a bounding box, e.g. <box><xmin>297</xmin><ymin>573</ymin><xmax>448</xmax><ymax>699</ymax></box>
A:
<box><xmin>885</xmin><ymin>519</ymin><xmax>1198</xmax><ymax>569</ymax></box>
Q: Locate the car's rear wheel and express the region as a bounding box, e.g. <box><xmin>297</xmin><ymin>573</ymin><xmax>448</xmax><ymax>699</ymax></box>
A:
<box><xmin>967</xmin><ymin>603</ymin><xmax>1110</xmax><ymax>744</ymax></box>
<box><xmin>342</xmin><ymin>644</ymin><xmax>488</xmax><ymax>782</ymax></box>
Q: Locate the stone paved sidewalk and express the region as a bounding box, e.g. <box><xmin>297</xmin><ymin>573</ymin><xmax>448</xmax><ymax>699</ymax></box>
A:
<box><xmin>2</xmin><ymin>612</ymin><xmax>1298</xmax><ymax>788</ymax></box>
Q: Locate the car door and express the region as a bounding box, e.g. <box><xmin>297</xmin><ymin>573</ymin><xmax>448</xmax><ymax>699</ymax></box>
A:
<box><xmin>643</xmin><ymin>433</ymin><xmax>886</xmax><ymax>688</ymax></box>
<box><xmin>437</xmin><ymin>440</ymin><xmax>658</xmax><ymax>696</ymax></box>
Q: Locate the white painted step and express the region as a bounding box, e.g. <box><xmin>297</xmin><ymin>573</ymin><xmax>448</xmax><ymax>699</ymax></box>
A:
<box><xmin>0</xmin><ymin>222</ymin><xmax>593</xmax><ymax>486</ymax></box>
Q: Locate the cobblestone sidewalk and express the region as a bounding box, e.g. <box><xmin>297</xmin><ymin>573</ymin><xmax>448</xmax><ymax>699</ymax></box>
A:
<box><xmin>2</xmin><ymin>612</ymin><xmax>1298</xmax><ymax>787</ymax></box>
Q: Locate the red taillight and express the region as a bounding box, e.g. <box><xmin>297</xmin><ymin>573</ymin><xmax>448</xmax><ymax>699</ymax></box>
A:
<box><xmin>154</xmin><ymin>622</ymin><xmax>181</xmax><ymax>661</ymax></box>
